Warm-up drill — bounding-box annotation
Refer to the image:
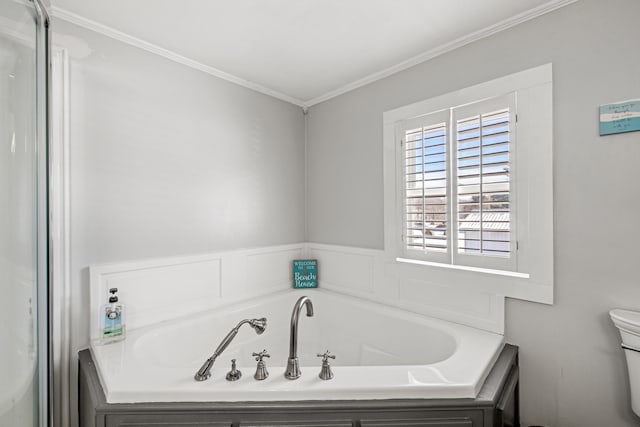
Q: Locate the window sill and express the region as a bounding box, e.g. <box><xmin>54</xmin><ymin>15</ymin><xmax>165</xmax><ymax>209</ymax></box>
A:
<box><xmin>395</xmin><ymin>257</ymin><xmax>530</xmax><ymax>279</ymax></box>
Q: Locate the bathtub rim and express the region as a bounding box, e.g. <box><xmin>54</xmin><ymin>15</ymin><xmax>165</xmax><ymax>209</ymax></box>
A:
<box><xmin>89</xmin><ymin>287</ymin><xmax>504</xmax><ymax>404</ymax></box>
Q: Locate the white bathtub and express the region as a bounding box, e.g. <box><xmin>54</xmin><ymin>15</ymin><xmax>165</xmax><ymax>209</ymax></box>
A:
<box><xmin>90</xmin><ymin>289</ymin><xmax>504</xmax><ymax>403</ymax></box>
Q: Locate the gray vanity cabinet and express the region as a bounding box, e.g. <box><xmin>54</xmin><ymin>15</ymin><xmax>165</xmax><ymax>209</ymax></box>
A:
<box><xmin>79</xmin><ymin>345</ymin><xmax>519</xmax><ymax>427</ymax></box>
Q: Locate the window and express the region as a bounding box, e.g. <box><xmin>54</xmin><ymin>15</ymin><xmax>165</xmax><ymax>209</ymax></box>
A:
<box><xmin>400</xmin><ymin>93</ymin><xmax>517</xmax><ymax>272</ymax></box>
<box><xmin>383</xmin><ymin>64</ymin><xmax>553</xmax><ymax>295</ymax></box>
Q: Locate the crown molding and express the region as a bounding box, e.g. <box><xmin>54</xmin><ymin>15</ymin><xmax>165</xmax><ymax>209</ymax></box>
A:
<box><xmin>51</xmin><ymin>0</ymin><xmax>577</xmax><ymax>109</ymax></box>
<box><xmin>51</xmin><ymin>6</ymin><xmax>307</xmax><ymax>108</ymax></box>
<box><xmin>304</xmin><ymin>0</ymin><xmax>578</xmax><ymax>107</ymax></box>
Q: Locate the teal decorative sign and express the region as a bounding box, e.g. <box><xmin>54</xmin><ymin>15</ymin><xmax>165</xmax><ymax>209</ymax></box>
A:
<box><xmin>293</xmin><ymin>259</ymin><xmax>318</xmax><ymax>288</ymax></box>
<box><xmin>600</xmin><ymin>99</ymin><xmax>640</xmax><ymax>136</ymax></box>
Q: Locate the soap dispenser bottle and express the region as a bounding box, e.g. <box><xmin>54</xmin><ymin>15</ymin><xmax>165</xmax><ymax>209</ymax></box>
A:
<box><xmin>100</xmin><ymin>287</ymin><xmax>126</xmax><ymax>344</ymax></box>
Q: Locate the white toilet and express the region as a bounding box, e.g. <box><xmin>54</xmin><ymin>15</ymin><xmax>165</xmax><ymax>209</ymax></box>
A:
<box><xmin>610</xmin><ymin>308</ymin><xmax>640</xmax><ymax>417</ymax></box>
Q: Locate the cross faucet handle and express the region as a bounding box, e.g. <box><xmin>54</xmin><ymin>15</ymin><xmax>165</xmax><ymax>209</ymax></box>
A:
<box><xmin>316</xmin><ymin>350</ymin><xmax>336</xmax><ymax>363</ymax></box>
<box><xmin>253</xmin><ymin>349</ymin><xmax>270</xmax><ymax>362</ymax></box>
<box><xmin>317</xmin><ymin>350</ymin><xmax>335</xmax><ymax>380</ymax></box>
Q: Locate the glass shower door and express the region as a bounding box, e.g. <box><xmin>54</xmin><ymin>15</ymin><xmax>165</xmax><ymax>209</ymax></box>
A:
<box><xmin>0</xmin><ymin>1</ymin><xmax>48</xmax><ymax>426</ymax></box>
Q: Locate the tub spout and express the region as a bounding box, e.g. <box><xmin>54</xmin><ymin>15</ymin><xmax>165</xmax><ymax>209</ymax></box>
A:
<box><xmin>194</xmin><ymin>317</ymin><xmax>267</xmax><ymax>381</ymax></box>
<box><xmin>284</xmin><ymin>296</ymin><xmax>314</xmax><ymax>380</ymax></box>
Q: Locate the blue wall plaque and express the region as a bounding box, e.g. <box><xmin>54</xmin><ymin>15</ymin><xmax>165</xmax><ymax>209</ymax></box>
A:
<box><xmin>600</xmin><ymin>99</ymin><xmax>640</xmax><ymax>136</ymax></box>
<box><xmin>293</xmin><ymin>259</ymin><xmax>318</xmax><ymax>288</ymax></box>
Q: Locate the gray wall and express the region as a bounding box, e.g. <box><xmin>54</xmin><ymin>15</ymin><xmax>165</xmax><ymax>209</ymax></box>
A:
<box><xmin>54</xmin><ymin>19</ymin><xmax>305</xmax><ymax>427</ymax></box>
<box><xmin>306</xmin><ymin>0</ymin><xmax>640</xmax><ymax>426</ymax></box>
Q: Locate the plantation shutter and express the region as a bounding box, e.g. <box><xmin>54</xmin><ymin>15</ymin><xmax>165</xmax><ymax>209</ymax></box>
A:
<box><xmin>451</xmin><ymin>93</ymin><xmax>517</xmax><ymax>271</ymax></box>
<box><xmin>455</xmin><ymin>109</ymin><xmax>511</xmax><ymax>256</ymax></box>
<box><xmin>400</xmin><ymin>93</ymin><xmax>517</xmax><ymax>271</ymax></box>
<box><xmin>401</xmin><ymin>110</ymin><xmax>450</xmax><ymax>263</ymax></box>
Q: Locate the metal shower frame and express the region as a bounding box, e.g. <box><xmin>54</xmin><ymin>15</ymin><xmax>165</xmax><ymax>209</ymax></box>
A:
<box><xmin>31</xmin><ymin>0</ymin><xmax>52</xmax><ymax>425</ymax></box>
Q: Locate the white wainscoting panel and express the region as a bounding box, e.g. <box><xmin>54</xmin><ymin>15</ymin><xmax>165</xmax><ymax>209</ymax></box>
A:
<box><xmin>307</xmin><ymin>243</ymin><xmax>505</xmax><ymax>334</ymax></box>
<box><xmin>312</xmin><ymin>246</ymin><xmax>376</xmax><ymax>295</ymax></box>
<box><xmin>97</xmin><ymin>258</ymin><xmax>222</xmax><ymax>333</ymax></box>
<box><xmin>246</xmin><ymin>248</ymin><xmax>302</xmax><ymax>295</ymax></box>
<box><xmin>89</xmin><ymin>244</ymin><xmax>304</xmax><ymax>341</ymax></box>
<box><xmin>397</xmin><ymin>277</ymin><xmax>503</xmax><ymax>334</ymax></box>
<box><xmin>90</xmin><ymin>242</ymin><xmax>503</xmax><ymax>340</ymax></box>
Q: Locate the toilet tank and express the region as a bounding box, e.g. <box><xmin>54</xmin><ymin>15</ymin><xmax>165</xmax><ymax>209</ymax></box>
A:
<box><xmin>610</xmin><ymin>309</ymin><xmax>640</xmax><ymax>417</ymax></box>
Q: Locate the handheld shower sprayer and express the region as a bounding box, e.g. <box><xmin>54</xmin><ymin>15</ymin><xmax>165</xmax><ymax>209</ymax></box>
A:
<box><xmin>194</xmin><ymin>317</ymin><xmax>267</xmax><ymax>381</ymax></box>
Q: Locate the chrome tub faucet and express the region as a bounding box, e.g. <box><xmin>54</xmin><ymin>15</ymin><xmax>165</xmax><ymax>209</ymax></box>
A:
<box><xmin>194</xmin><ymin>317</ymin><xmax>267</xmax><ymax>381</ymax></box>
<box><xmin>284</xmin><ymin>296</ymin><xmax>314</xmax><ymax>380</ymax></box>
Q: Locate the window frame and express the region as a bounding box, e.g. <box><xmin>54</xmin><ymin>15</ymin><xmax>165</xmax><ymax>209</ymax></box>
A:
<box><xmin>383</xmin><ymin>64</ymin><xmax>554</xmax><ymax>303</ymax></box>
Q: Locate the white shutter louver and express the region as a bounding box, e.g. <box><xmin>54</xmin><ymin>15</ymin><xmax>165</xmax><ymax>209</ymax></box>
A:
<box><xmin>404</xmin><ymin>122</ymin><xmax>448</xmax><ymax>252</ymax></box>
<box><xmin>456</xmin><ymin>109</ymin><xmax>511</xmax><ymax>257</ymax></box>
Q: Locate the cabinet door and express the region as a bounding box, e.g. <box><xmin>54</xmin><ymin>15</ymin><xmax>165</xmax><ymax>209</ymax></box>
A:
<box><xmin>241</xmin><ymin>422</ymin><xmax>352</xmax><ymax>427</ymax></box>
<box><xmin>118</xmin><ymin>424</ymin><xmax>229</xmax><ymax>427</ymax></box>
<box><xmin>360</xmin><ymin>418</ymin><xmax>474</xmax><ymax>427</ymax></box>
<box><xmin>107</xmin><ymin>414</ymin><xmax>232</xmax><ymax>427</ymax></box>
<box><xmin>360</xmin><ymin>417</ymin><xmax>478</xmax><ymax>427</ymax></box>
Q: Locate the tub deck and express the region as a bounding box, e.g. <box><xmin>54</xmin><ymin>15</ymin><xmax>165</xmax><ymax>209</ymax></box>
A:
<box><xmin>79</xmin><ymin>344</ymin><xmax>519</xmax><ymax>427</ymax></box>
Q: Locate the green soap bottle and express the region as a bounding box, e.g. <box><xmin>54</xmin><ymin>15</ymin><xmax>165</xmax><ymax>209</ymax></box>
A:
<box><xmin>100</xmin><ymin>287</ymin><xmax>126</xmax><ymax>344</ymax></box>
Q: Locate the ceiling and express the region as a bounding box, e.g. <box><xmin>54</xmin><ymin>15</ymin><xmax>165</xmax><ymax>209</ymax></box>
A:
<box><xmin>51</xmin><ymin>0</ymin><xmax>575</xmax><ymax>106</ymax></box>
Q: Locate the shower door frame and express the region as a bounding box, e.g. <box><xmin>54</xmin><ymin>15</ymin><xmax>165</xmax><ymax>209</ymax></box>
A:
<box><xmin>32</xmin><ymin>0</ymin><xmax>52</xmax><ymax>426</ymax></box>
